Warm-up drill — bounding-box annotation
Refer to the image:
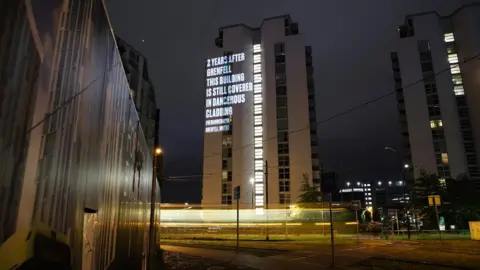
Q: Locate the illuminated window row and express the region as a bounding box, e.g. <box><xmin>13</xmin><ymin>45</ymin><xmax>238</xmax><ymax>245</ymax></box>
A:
<box><xmin>253</xmin><ymin>44</ymin><xmax>264</xmax><ymax>211</ymax></box>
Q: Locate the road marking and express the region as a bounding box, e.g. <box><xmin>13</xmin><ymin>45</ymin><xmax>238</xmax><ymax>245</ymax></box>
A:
<box><xmin>341</xmin><ymin>246</ymin><xmax>366</xmax><ymax>251</ymax></box>
<box><xmin>288</xmin><ymin>256</ymin><xmax>308</xmax><ymax>261</ymax></box>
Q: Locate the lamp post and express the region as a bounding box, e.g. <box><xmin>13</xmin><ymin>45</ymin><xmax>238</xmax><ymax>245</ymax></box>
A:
<box><xmin>148</xmin><ymin>147</ymin><xmax>162</xmax><ymax>270</ymax></box>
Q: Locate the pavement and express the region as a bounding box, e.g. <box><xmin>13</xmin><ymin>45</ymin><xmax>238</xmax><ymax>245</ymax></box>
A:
<box><xmin>160</xmin><ymin>240</ymin><xmax>480</xmax><ymax>269</ymax></box>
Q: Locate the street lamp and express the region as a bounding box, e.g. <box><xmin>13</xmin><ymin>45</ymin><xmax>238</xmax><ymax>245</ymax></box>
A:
<box><xmin>346</xmin><ymin>182</ymin><xmax>351</xmax><ymax>187</ymax></box>
<box><xmin>149</xmin><ymin>147</ymin><xmax>163</xmax><ymax>269</ymax></box>
<box><xmin>357</xmin><ymin>182</ymin><xmax>361</xmax><ymax>186</ymax></box>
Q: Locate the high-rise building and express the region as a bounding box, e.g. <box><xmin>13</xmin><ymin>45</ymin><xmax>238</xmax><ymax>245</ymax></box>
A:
<box><xmin>116</xmin><ymin>37</ymin><xmax>157</xmax><ymax>152</ymax></box>
<box><xmin>391</xmin><ymin>4</ymin><xmax>480</xmax><ymax>190</ymax></box>
<box><xmin>202</xmin><ymin>15</ymin><xmax>320</xmax><ymax>211</ymax></box>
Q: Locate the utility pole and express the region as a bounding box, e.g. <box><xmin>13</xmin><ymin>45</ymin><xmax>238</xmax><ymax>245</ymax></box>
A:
<box><xmin>328</xmin><ymin>193</ymin><xmax>335</xmax><ymax>268</ymax></box>
<box><xmin>148</xmin><ymin>147</ymin><xmax>162</xmax><ymax>270</ymax></box>
<box><xmin>265</xmin><ymin>160</ymin><xmax>269</xmax><ymax>241</ymax></box>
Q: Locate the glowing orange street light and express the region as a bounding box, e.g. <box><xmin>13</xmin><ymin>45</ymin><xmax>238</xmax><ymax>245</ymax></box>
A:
<box><xmin>155</xmin><ymin>147</ymin><xmax>162</xmax><ymax>156</ymax></box>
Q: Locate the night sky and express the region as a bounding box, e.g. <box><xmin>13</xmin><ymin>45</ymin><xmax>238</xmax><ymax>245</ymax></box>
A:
<box><xmin>107</xmin><ymin>0</ymin><xmax>477</xmax><ymax>203</ymax></box>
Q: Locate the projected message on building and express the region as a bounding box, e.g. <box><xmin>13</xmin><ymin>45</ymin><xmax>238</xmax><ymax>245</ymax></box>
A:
<box><xmin>204</xmin><ymin>53</ymin><xmax>253</xmax><ymax>133</ymax></box>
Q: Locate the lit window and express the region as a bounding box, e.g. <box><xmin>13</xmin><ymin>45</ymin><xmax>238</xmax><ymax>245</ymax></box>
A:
<box><xmin>430</xmin><ymin>120</ymin><xmax>443</xmax><ymax>129</ymax></box>
<box><xmin>444</xmin><ymin>33</ymin><xmax>455</xmax><ymax>43</ymax></box>
<box><xmin>254</xmin><ymin>84</ymin><xmax>262</xmax><ymax>93</ymax></box>
<box><xmin>254</xmin><ymin>74</ymin><xmax>262</xmax><ymax>83</ymax></box>
<box><xmin>254</xmin><ymin>105</ymin><xmax>262</xmax><ymax>115</ymax></box>
<box><xmin>448</xmin><ymin>54</ymin><xmax>458</xmax><ymax>64</ymax></box>
<box><xmin>450</xmin><ymin>64</ymin><xmax>460</xmax><ymax>74</ymax></box>
<box><xmin>253</xmin><ymin>44</ymin><xmax>261</xmax><ymax>53</ymax></box>
<box><xmin>438</xmin><ymin>178</ymin><xmax>446</xmax><ymax>187</ymax></box>
<box><xmin>441</xmin><ymin>153</ymin><xmax>449</xmax><ymax>164</ymax></box>
<box><xmin>253</xmin><ymin>54</ymin><xmax>261</xmax><ymax>63</ymax></box>
<box><xmin>253</xmin><ymin>64</ymin><xmax>262</xmax><ymax>73</ymax></box>
<box><xmin>255</xmin><ymin>159</ymin><xmax>263</xmax><ymax>169</ymax></box>
<box><xmin>454</xmin><ymin>85</ymin><xmax>464</xmax><ymax>96</ymax></box>
<box><xmin>452</xmin><ymin>74</ymin><xmax>463</xmax><ymax>85</ymax></box>
<box><xmin>254</xmin><ymin>126</ymin><xmax>263</xmax><ymax>137</ymax></box>
<box><xmin>254</xmin><ymin>115</ymin><xmax>262</xmax><ymax>125</ymax></box>
<box><xmin>253</xmin><ymin>94</ymin><xmax>262</xmax><ymax>104</ymax></box>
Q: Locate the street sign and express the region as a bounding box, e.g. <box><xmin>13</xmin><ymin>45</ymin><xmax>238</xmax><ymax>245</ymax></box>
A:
<box><xmin>439</xmin><ymin>216</ymin><xmax>445</xmax><ymax>231</ymax></box>
<box><xmin>428</xmin><ymin>195</ymin><xmax>441</xmax><ymax>206</ymax></box>
<box><xmin>234</xmin><ymin>186</ymin><xmax>241</xmax><ymax>200</ymax></box>
<box><xmin>351</xmin><ymin>200</ymin><xmax>361</xmax><ymax>210</ymax></box>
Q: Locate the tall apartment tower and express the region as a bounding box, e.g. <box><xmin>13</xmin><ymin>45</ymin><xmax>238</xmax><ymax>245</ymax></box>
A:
<box><xmin>116</xmin><ymin>37</ymin><xmax>157</xmax><ymax>152</ymax></box>
<box><xmin>391</xmin><ymin>4</ymin><xmax>480</xmax><ymax>190</ymax></box>
<box><xmin>202</xmin><ymin>15</ymin><xmax>320</xmax><ymax>211</ymax></box>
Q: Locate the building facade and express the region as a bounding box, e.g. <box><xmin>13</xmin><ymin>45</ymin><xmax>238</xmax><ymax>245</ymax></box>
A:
<box><xmin>0</xmin><ymin>1</ymin><xmax>158</xmax><ymax>269</ymax></box>
<box><xmin>116</xmin><ymin>37</ymin><xmax>157</xmax><ymax>152</ymax></box>
<box><xmin>202</xmin><ymin>15</ymin><xmax>320</xmax><ymax>211</ymax></box>
<box><xmin>391</xmin><ymin>4</ymin><xmax>480</xmax><ymax>190</ymax></box>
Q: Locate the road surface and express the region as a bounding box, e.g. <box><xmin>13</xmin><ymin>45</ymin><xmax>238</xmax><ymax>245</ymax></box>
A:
<box><xmin>161</xmin><ymin>241</ymin><xmax>480</xmax><ymax>269</ymax></box>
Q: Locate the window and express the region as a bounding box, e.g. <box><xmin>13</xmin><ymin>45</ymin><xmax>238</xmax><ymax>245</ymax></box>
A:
<box><xmin>444</xmin><ymin>33</ymin><xmax>455</xmax><ymax>43</ymax></box>
<box><xmin>425</xmin><ymin>83</ymin><xmax>437</xmax><ymax>94</ymax></box>
<box><xmin>437</xmin><ymin>165</ymin><xmax>450</xmax><ymax>178</ymax></box>
<box><xmin>464</xmin><ymin>142</ymin><xmax>475</xmax><ymax>153</ymax></box>
<box><xmin>277</xmin><ymin>119</ymin><xmax>288</xmax><ymax>130</ymax></box>
<box><xmin>222</xmin><ymin>171</ymin><xmax>228</xmax><ymax>181</ymax></box>
<box><xmin>222</xmin><ymin>195</ymin><xmax>232</xmax><ymax>205</ymax></box>
<box><xmin>430</xmin><ymin>120</ymin><xmax>443</xmax><ymax>129</ymax></box>
<box><xmin>448</xmin><ymin>54</ymin><xmax>459</xmax><ymax>64</ymax></box>
<box><xmin>460</xmin><ymin>119</ymin><xmax>472</xmax><ymax>130</ymax></box>
<box><xmin>454</xmin><ymin>85</ymin><xmax>464</xmax><ymax>96</ymax></box>
<box><xmin>278</xmin><ymin>131</ymin><xmax>289</xmax><ymax>143</ymax></box>
<box><xmin>279</xmin><ymin>193</ymin><xmax>291</xmax><ymax>204</ymax></box>
<box><xmin>450</xmin><ymin>64</ymin><xmax>460</xmax><ymax>74</ymax></box>
<box><xmin>431</xmin><ymin>130</ymin><xmax>444</xmax><ymax>141</ymax></box>
<box><xmin>278</xmin><ymin>143</ymin><xmax>289</xmax><ymax>154</ymax></box>
<box><xmin>441</xmin><ymin>153</ymin><xmax>449</xmax><ymax>165</ymax></box>
<box><xmin>276</xmin><ymin>86</ymin><xmax>287</xmax><ymax>96</ymax></box>
<box><xmin>222</xmin><ymin>182</ymin><xmax>232</xmax><ymax>193</ymax></box>
<box><xmin>275</xmin><ymin>63</ymin><xmax>286</xmax><ymax>74</ymax></box>
<box><xmin>428</xmin><ymin>106</ymin><xmax>441</xmax><ymax>117</ymax></box>
<box><xmin>274</xmin><ymin>43</ymin><xmax>285</xmax><ymax>55</ymax></box>
<box><xmin>227</xmin><ymin>172</ymin><xmax>232</xmax><ymax>181</ymax></box>
<box><xmin>427</xmin><ymin>95</ymin><xmax>439</xmax><ymax>105</ymax></box>
<box><xmin>447</xmin><ymin>43</ymin><xmax>457</xmax><ymax>54</ymax></box>
<box><xmin>227</xmin><ymin>148</ymin><xmax>232</xmax><ymax>157</ymax></box>
<box><xmin>275</xmin><ymin>75</ymin><xmax>286</xmax><ymax>85</ymax></box>
<box><xmin>277</xmin><ymin>107</ymin><xmax>288</xmax><ymax>119</ymax></box>
<box><xmin>222</xmin><ymin>159</ymin><xmax>227</xmax><ymax>169</ymax></box>
<box><xmin>275</xmin><ymin>55</ymin><xmax>286</xmax><ymax>63</ymax></box>
<box><xmin>276</xmin><ymin>96</ymin><xmax>288</xmax><ymax>107</ymax></box>
<box><xmin>279</xmin><ymin>181</ymin><xmax>290</xmax><ymax>192</ymax></box>
<box><xmin>278</xmin><ymin>155</ymin><xmax>289</xmax><ymax>167</ymax></box>
<box><xmin>279</xmin><ymin>168</ymin><xmax>290</xmax><ymax>179</ymax></box>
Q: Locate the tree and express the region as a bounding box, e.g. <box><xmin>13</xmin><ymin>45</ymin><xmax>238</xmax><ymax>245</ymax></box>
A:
<box><xmin>296</xmin><ymin>173</ymin><xmax>323</xmax><ymax>222</ymax></box>
<box><xmin>298</xmin><ymin>173</ymin><xmax>322</xmax><ymax>203</ymax></box>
